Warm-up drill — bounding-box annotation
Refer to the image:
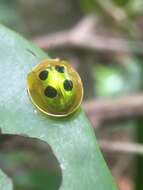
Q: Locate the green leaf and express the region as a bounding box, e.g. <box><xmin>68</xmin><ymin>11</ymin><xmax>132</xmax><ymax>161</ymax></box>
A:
<box><xmin>0</xmin><ymin>25</ymin><xmax>118</xmax><ymax>190</ymax></box>
<box><xmin>0</xmin><ymin>170</ymin><xmax>13</xmax><ymax>190</ymax></box>
<box><xmin>112</xmin><ymin>0</ymin><xmax>129</xmax><ymax>6</ymax></box>
<box><xmin>93</xmin><ymin>58</ymin><xmax>142</xmax><ymax>98</ymax></box>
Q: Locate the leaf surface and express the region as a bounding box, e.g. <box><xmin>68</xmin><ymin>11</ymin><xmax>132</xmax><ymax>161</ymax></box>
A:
<box><xmin>0</xmin><ymin>25</ymin><xmax>118</xmax><ymax>190</ymax></box>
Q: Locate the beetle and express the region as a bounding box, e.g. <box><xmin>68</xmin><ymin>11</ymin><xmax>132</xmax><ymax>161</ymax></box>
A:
<box><xmin>27</xmin><ymin>59</ymin><xmax>83</xmax><ymax>117</ymax></box>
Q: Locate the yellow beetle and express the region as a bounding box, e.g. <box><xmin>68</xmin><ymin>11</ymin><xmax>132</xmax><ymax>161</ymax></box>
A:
<box><xmin>27</xmin><ymin>59</ymin><xmax>83</xmax><ymax>117</ymax></box>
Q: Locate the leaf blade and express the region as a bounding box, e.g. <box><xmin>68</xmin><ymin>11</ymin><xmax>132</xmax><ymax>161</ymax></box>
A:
<box><xmin>0</xmin><ymin>170</ymin><xmax>13</xmax><ymax>190</ymax></box>
<box><xmin>0</xmin><ymin>25</ymin><xmax>118</xmax><ymax>190</ymax></box>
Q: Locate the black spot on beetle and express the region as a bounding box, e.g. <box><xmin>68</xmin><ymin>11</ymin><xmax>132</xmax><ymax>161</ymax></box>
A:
<box><xmin>44</xmin><ymin>86</ymin><xmax>57</xmax><ymax>98</ymax></box>
<box><xmin>55</xmin><ymin>65</ymin><xmax>64</xmax><ymax>73</ymax></box>
<box><xmin>39</xmin><ymin>70</ymin><xmax>49</xmax><ymax>80</ymax></box>
<box><xmin>63</xmin><ymin>80</ymin><xmax>73</xmax><ymax>91</ymax></box>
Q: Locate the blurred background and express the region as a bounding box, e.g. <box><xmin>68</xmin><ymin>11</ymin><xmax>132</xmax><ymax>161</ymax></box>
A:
<box><xmin>1</xmin><ymin>0</ymin><xmax>143</xmax><ymax>189</ymax></box>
